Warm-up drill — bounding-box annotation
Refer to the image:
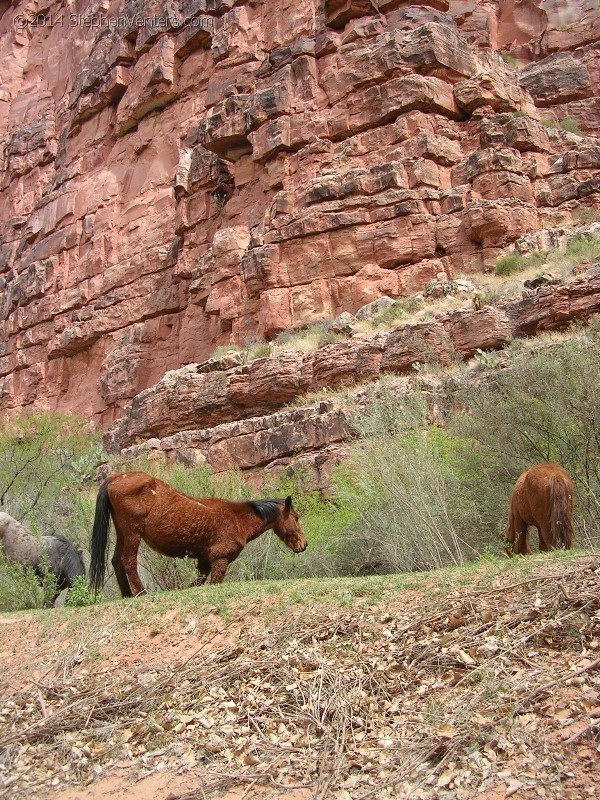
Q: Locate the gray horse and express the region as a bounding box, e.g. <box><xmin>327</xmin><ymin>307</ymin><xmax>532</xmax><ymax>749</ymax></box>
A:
<box><xmin>0</xmin><ymin>512</ymin><xmax>85</xmax><ymax>605</ymax></box>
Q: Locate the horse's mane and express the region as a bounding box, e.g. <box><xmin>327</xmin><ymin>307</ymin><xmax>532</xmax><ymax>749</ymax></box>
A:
<box><xmin>247</xmin><ymin>499</ymin><xmax>286</xmax><ymax>524</ymax></box>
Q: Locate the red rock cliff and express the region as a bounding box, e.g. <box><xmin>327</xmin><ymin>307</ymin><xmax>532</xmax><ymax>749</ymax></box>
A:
<box><xmin>1</xmin><ymin>0</ymin><xmax>598</xmax><ymax>423</ymax></box>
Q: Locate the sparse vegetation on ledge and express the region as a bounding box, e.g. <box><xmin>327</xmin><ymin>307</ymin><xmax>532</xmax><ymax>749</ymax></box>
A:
<box><xmin>494</xmin><ymin>232</ymin><xmax>600</xmax><ymax>278</ymax></box>
<box><xmin>204</xmin><ymin>229</ymin><xmax>600</xmax><ymax>365</ymax></box>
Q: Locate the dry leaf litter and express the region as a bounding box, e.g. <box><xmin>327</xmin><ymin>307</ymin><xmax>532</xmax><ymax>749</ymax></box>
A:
<box><xmin>1</xmin><ymin>558</ymin><xmax>599</xmax><ymax>800</ymax></box>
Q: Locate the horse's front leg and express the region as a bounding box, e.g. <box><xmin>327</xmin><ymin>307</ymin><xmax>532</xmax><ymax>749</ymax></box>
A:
<box><xmin>192</xmin><ymin>559</ymin><xmax>210</xmax><ymax>587</ymax></box>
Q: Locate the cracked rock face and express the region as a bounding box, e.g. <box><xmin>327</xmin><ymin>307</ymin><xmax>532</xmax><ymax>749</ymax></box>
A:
<box><xmin>104</xmin><ymin>270</ymin><xmax>600</xmax><ymax>456</ymax></box>
<box><xmin>0</xmin><ymin>0</ymin><xmax>599</xmax><ymax>423</ymax></box>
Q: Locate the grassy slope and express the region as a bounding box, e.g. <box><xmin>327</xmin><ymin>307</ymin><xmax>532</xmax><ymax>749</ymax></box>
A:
<box><xmin>1</xmin><ymin>551</ymin><xmax>599</xmax><ymax>800</ymax></box>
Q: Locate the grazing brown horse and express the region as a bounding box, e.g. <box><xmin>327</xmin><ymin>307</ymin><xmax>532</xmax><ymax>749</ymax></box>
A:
<box><xmin>507</xmin><ymin>462</ymin><xmax>574</xmax><ymax>555</ymax></box>
<box><xmin>89</xmin><ymin>471</ymin><xmax>308</xmax><ymax>597</ymax></box>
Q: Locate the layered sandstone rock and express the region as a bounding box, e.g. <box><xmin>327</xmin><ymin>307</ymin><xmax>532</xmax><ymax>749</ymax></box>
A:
<box><xmin>104</xmin><ymin>269</ymin><xmax>600</xmax><ymax>458</ymax></box>
<box><xmin>0</xmin><ymin>0</ymin><xmax>599</xmax><ymax>427</ymax></box>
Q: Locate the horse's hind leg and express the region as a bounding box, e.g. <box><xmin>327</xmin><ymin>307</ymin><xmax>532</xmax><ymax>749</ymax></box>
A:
<box><xmin>112</xmin><ymin>521</ymin><xmax>146</xmax><ymax>597</ymax></box>
<box><xmin>111</xmin><ymin>529</ymin><xmax>133</xmax><ymax>598</ymax></box>
<box><xmin>538</xmin><ymin>525</ymin><xmax>552</xmax><ymax>552</ymax></box>
<box><xmin>120</xmin><ymin>528</ymin><xmax>146</xmax><ymax>597</ymax></box>
<box><xmin>513</xmin><ymin>517</ymin><xmax>531</xmax><ymax>555</ymax></box>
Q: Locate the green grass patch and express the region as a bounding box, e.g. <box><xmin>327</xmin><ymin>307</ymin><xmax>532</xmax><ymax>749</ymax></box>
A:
<box><xmin>209</xmin><ymin>344</ymin><xmax>244</xmax><ymax>359</ymax></box>
<box><xmin>542</xmin><ymin>117</ymin><xmax>584</xmax><ymax>136</ymax></box>
<box><xmin>369</xmin><ymin>297</ymin><xmax>423</xmax><ymax>329</ymax></box>
<box><xmin>494</xmin><ymin>250</ymin><xmax>548</xmax><ymax>277</ymax></box>
<box><xmin>246</xmin><ymin>340</ymin><xmax>272</xmax><ymax>360</ymax></box>
<box><xmin>558</xmin><ymin>118</ymin><xmax>583</xmax><ymax>134</ymax></box>
<box><xmin>565</xmin><ymin>232</ymin><xmax>600</xmax><ymax>260</ymax></box>
<box><xmin>274</xmin><ymin>319</ymin><xmax>347</xmax><ymax>351</ymax></box>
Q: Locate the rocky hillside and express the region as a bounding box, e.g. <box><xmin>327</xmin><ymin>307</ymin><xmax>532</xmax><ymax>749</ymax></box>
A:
<box><xmin>1</xmin><ymin>0</ymin><xmax>599</xmax><ymax>432</ymax></box>
<box><xmin>105</xmin><ymin>264</ymin><xmax>600</xmax><ymax>483</ymax></box>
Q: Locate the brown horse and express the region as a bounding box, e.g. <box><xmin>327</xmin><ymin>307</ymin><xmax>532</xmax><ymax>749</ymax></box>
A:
<box><xmin>507</xmin><ymin>462</ymin><xmax>574</xmax><ymax>555</ymax></box>
<box><xmin>89</xmin><ymin>471</ymin><xmax>308</xmax><ymax>597</ymax></box>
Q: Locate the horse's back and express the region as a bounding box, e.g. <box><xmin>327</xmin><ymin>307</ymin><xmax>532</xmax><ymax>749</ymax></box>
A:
<box><xmin>526</xmin><ymin>462</ymin><xmax>571</xmax><ymax>484</ymax></box>
<box><xmin>107</xmin><ymin>470</ymin><xmax>219</xmax><ymax>516</ymax></box>
<box><xmin>0</xmin><ymin>512</ymin><xmax>39</xmax><ymax>566</ymax></box>
<box><xmin>521</xmin><ymin>463</ymin><xmax>572</xmax><ymax>498</ymax></box>
<box><xmin>105</xmin><ymin>471</ymin><xmax>223</xmax><ymax>557</ymax></box>
<box><xmin>108</xmin><ymin>471</ymin><xmax>158</xmax><ymax>493</ymax></box>
<box><xmin>106</xmin><ymin>471</ymin><xmax>161</xmax><ymax>513</ymax></box>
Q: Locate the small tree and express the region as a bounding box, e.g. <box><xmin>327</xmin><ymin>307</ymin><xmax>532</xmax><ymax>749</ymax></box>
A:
<box><xmin>328</xmin><ymin>387</ymin><xmax>478</xmax><ymax>575</ymax></box>
<box><xmin>0</xmin><ymin>412</ymin><xmax>103</xmax><ymax>529</ymax></box>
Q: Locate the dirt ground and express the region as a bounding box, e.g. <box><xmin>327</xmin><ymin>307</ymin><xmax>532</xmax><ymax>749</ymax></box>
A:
<box><xmin>1</xmin><ymin>556</ymin><xmax>599</xmax><ymax>800</ymax></box>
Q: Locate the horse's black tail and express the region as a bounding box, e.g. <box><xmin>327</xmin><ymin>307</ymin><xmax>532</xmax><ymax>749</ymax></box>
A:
<box><xmin>89</xmin><ymin>478</ymin><xmax>112</xmax><ymax>594</ymax></box>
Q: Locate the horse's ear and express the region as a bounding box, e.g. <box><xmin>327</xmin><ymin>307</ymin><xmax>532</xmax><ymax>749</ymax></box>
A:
<box><xmin>284</xmin><ymin>496</ymin><xmax>292</xmax><ymax>514</ymax></box>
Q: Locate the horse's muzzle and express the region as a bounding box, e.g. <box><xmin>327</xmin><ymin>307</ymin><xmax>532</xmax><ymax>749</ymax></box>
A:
<box><xmin>296</xmin><ymin>541</ymin><xmax>308</xmax><ymax>553</ymax></box>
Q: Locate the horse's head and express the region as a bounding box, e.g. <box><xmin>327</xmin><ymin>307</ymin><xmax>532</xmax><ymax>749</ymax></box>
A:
<box><xmin>273</xmin><ymin>497</ymin><xmax>307</xmax><ymax>553</ymax></box>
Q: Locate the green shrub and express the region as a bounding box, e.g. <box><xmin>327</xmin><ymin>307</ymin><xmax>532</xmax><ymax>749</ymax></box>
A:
<box><xmin>493</xmin><ymin>249</ymin><xmax>551</xmax><ymax>279</ymax></box>
<box><xmin>585</xmin><ymin>313</ymin><xmax>600</xmax><ymax>339</ymax></box>
<box><xmin>558</xmin><ymin>118</ymin><xmax>582</xmax><ymax>135</ymax></box>
<box><xmin>0</xmin><ymin>549</ymin><xmax>58</xmax><ymax>611</ymax></box>
<box><xmin>565</xmin><ymin>233</ymin><xmax>600</xmax><ymax>261</ymax></box>
<box><xmin>574</xmin><ymin>207</ymin><xmax>599</xmax><ymax>225</ymax></box>
<box><xmin>474</xmin><ymin>348</ymin><xmax>501</xmax><ymax>369</ymax></box>
<box><xmin>65</xmin><ymin>575</ymin><xmax>102</xmax><ymax>607</ymax></box>
<box><xmin>525</xmin><ymin>250</ymin><xmax>550</xmax><ymax>269</ymax></box>
<box><xmin>316</xmin><ymin>330</ymin><xmax>346</xmax><ymax>348</ymax></box>
<box><xmin>246</xmin><ymin>340</ymin><xmax>272</xmax><ymax>360</ymax></box>
<box><xmin>209</xmin><ymin>344</ymin><xmax>244</xmax><ymax>359</ymax></box>
<box><xmin>494</xmin><ymin>254</ymin><xmax>525</xmax><ymax>276</ymax></box>
<box><xmin>319</xmin><ymin>389</ymin><xmax>488</xmax><ymax>575</ymax></box>
<box><xmin>274</xmin><ymin>319</ymin><xmax>338</xmax><ymax>350</ymax></box>
<box><xmin>370</xmin><ymin>297</ymin><xmax>422</xmax><ymax>328</ymax></box>
<box><xmin>542</xmin><ymin>118</ymin><xmax>584</xmax><ymax>136</ymax></box>
<box><xmin>452</xmin><ymin>341</ymin><xmax>600</xmax><ymax>548</ymax></box>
